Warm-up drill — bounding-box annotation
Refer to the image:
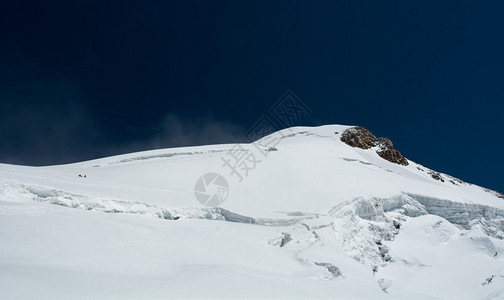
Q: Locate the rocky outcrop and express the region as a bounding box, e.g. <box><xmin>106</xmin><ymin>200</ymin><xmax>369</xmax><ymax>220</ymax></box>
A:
<box><xmin>484</xmin><ymin>188</ymin><xmax>504</xmax><ymax>199</ymax></box>
<box><xmin>340</xmin><ymin>126</ymin><xmax>377</xmax><ymax>149</ymax></box>
<box><xmin>428</xmin><ymin>170</ymin><xmax>445</xmax><ymax>182</ymax></box>
<box><xmin>340</xmin><ymin>126</ymin><xmax>409</xmax><ymax>166</ymax></box>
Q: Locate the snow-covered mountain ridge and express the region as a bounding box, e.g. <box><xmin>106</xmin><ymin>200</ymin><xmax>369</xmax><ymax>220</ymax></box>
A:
<box><xmin>1</xmin><ymin>124</ymin><xmax>503</xmax><ymax>299</ymax></box>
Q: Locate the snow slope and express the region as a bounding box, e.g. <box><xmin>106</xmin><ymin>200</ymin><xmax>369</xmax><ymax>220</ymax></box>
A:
<box><xmin>1</xmin><ymin>124</ymin><xmax>503</xmax><ymax>299</ymax></box>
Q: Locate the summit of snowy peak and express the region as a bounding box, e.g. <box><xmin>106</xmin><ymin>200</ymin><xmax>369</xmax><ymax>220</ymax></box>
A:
<box><xmin>340</xmin><ymin>126</ymin><xmax>409</xmax><ymax>166</ymax></box>
<box><xmin>252</xmin><ymin>124</ymin><xmax>352</xmax><ymax>147</ymax></box>
<box><xmin>258</xmin><ymin>124</ymin><xmax>409</xmax><ymax>166</ymax></box>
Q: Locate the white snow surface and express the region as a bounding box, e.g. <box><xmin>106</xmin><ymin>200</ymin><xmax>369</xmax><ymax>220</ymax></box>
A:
<box><xmin>1</xmin><ymin>124</ymin><xmax>503</xmax><ymax>299</ymax></box>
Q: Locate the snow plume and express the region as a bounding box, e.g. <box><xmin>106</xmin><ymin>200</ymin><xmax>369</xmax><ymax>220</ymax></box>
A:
<box><xmin>0</xmin><ymin>77</ymin><xmax>243</xmax><ymax>165</ymax></box>
<box><xmin>148</xmin><ymin>113</ymin><xmax>245</xmax><ymax>149</ymax></box>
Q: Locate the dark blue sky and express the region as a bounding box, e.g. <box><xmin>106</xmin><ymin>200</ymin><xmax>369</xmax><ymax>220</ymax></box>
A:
<box><xmin>0</xmin><ymin>0</ymin><xmax>503</xmax><ymax>193</ymax></box>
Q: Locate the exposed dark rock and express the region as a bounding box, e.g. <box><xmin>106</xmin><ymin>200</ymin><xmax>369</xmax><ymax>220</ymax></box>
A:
<box><xmin>340</xmin><ymin>126</ymin><xmax>409</xmax><ymax>166</ymax></box>
<box><xmin>340</xmin><ymin>126</ymin><xmax>377</xmax><ymax>149</ymax></box>
<box><xmin>376</xmin><ymin>137</ymin><xmax>409</xmax><ymax>166</ymax></box>
<box><xmin>484</xmin><ymin>188</ymin><xmax>504</xmax><ymax>199</ymax></box>
<box><xmin>449</xmin><ymin>176</ymin><xmax>464</xmax><ymax>184</ymax></box>
<box><xmin>429</xmin><ymin>171</ymin><xmax>445</xmax><ymax>182</ymax></box>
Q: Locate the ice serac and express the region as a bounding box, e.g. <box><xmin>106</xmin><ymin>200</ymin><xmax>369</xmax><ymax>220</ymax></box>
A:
<box><xmin>340</xmin><ymin>126</ymin><xmax>409</xmax><ymax>165</ymax></box>
<box><xmin>330</xmin><ymin>193</ymin><xmax>504</xmax><ymax>238</ymax></box>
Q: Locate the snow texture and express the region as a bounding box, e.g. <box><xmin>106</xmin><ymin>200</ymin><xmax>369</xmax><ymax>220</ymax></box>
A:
<box><xmin>1</xmin><ymin>124</ymin><xmax>503</xmax><ymax>299</ymax></box>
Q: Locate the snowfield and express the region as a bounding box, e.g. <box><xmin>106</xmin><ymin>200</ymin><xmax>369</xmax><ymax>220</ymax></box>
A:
<box><xmin>1</xmin><ymin>124</ymin><xmax>503</xmax><ymax>299</ymax></box>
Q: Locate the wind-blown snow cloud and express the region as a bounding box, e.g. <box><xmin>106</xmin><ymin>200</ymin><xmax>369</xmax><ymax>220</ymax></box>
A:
<box><xmin>147</xmin><ymin>113</ymin><xmax>245</xmax><ymax>149</ymax></box>
<box><xmin>0</xmin><ymin>78</ymin><xmax>245</xmax><ymax>165</ymax></box>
